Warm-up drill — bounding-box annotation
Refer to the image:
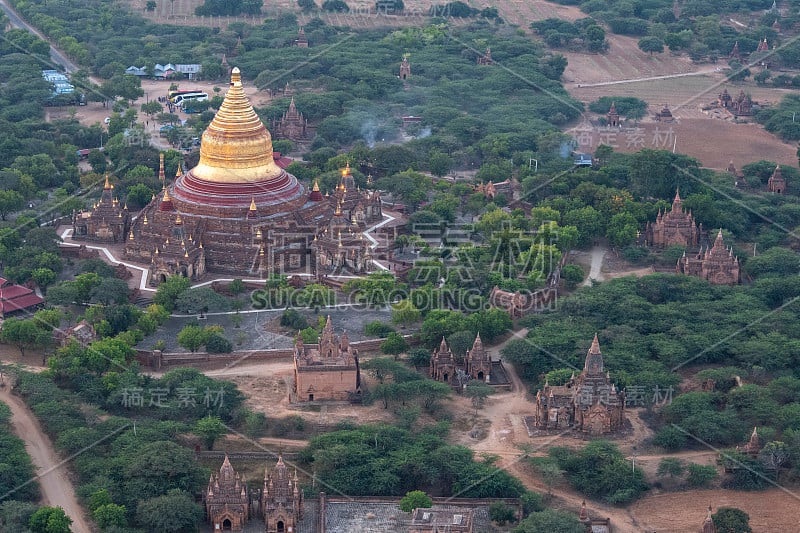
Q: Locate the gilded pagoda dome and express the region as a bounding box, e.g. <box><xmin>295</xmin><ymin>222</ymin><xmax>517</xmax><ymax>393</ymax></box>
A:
<box><xmin>192</xmin><ymin>68</ymin><xmax>283</xmax><ymax>184</ymax></box>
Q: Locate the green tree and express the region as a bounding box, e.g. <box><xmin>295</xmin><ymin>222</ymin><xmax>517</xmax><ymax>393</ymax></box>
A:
<box><xmin>638</xmin><ymin>36</ymin><xmax>664</xmax><ymax>54</ymax></box>
<box><xmin>686</xmin><ymin>463</ymin><xmax>718</xmax><ymax>487</ymax></box>
<box><xmin>93</xmin><ymin>503</ymin><xmax>126</xmax><ymax>529</ymax></box>
<box><xmin>727</xmin><ymin>61</ymin><xmax>751</xmax><ymax>82</ymax></box>
<box><xmin>88</xmin><ymin>488</ymin><xmax>113</xmax><ymax>512</ymax></box>
<box><xmin>513</xmin><ymin>509</ymin><xmax>584</xmax><ymax>533</ymax></box>
<box><xmin>754</xmin><ymin>69</ymin><xmax>771</xmax><ymax>86</ymax></box>
<box><xmin>28</xmin><ymin>506</ymin><xmax>72</xmax><ymax>533</ymax></box>
<box><xmin>759</xmin><ymin>441</ymin><xmax>789</xmax><ymax>481</ymax></box>
<box><xmin>177</xmin><ymin>324</ymin><xmax>206</xmax><ymax>353</ymax></box>
<box><xmin>175</xmin><ymin>287</ymin><xmax>230</xmax><ymax>313</ymax></box>
<box><xmin>408</xmin><ymin>347</ymin><xmax>431</xmax><ymax>369</ymax></box>
<box><xmin>464</xmin><ymin>380</ymin><xmax>493</xmax><ymax>412</ymax></box>
<box><xmin>141</xmin><ymin>100</ymin><xmax>163</xmax><ymax>117</ymax></box>
<box><xmin>1</xmin><ymin>318</ymin><xmax>49</xmax><ymax>357</ymax></box>
<box><xmin>392</xmin><ymin>299</ymin><xmax>421</xmax><ymax>326</ymax></box>
<box><xmin>298</xmin><ymin>283</ymin><xmax>335</xmax><ymax>309</ymax></box>
<box><xmin>381</xmin><ymin>332</ymin><xmax>408</xmax><ymax>356</ymax></box>
<box><xmin>447</xmin><ymin>330</ymin><xmax>475</xmax><ymax>363</ymax></box>
<box><xmin>205</xmin><ymin>333</ymin><xmax>233</xmax><ymax>354</ymax></box>
<box><xmin>656</xmin><ymin>457</ymin><xmax>684</xmax><ymax>478</ymax></box>
<box><xmin>0</xmin><ymin>190</ymin><xmax>23</xmax><ymax>220</ymax></box>
<box><xmin>429</xmin><ymin>150</ymin><xmax>453</xmax><ymax>178</ymax></box>
<box><xmin>194</xmin><ymin>415</ymin><xmax>227</xmax><ymax>450</ymax></box>
<box><xmin>489</xmin><ymin>501</ymin><xmax>516</xmax><ymax>525</ymax></box>
<box><xmin>399</xmin><ymin>490</ymin><xmax>432</xmax><ymax>512</ymax></box>
<box><xmin>228</xmin><ymin>278</ymin><xmax>245</xmax><ymax>295</ymax></box>
<box><xmin>125</xmin><ymin>183</ymin><xmax>155</xmax><ymax>210</ymax></box>
<box><xmin>135</xmin><ymin>490</ymin><xmax>203</xmax><ymax>532</ymax></box>
<box><xmin>711</xmin><ymin>507</ymin><xmax>752</xmax><ymax>533</ymax></box>
<box><xmin>90</xmin><ymin>277</ymin><xmax>130</xmax><ymax>305</ymax></box>
<box><xmin>31</xmin><ymin>268</ymin><xmax>56</xmax><ymax>292</ymax></box>
<box><xmin>153</xmin><ymin>275</ymin><xmax>191</xmax><ymax>312</ymax></box>
<box><xmin>606</xmin><ymin>212</ymin><xmax>638</xmax><ymax>248</ymax></box>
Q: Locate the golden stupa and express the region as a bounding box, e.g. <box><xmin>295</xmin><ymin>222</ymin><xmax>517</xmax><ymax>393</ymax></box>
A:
<box><xmin>192</xmin><ymin>67</ymin><xmax>283</xmax><ymax>183</ymax></box>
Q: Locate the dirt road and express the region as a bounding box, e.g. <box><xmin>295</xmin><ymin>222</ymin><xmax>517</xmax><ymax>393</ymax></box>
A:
<box><xmin>0</xmin><ymin>385</ymin><xmax>92</xmax><ymax>532</ymax></box>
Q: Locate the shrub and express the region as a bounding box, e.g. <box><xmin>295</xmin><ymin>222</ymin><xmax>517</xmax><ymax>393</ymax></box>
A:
<box><xmin>205</xmin><ymin>334</ymin><xmax>233</xmax><ymax>354</ymax></box>
<box><xmin>399</xmin><ymin>490</ymin><xmax>432</xmax><ymax>512</ymax></box>
<box><xmin>280</xmin><ymin>308</ymin><xmax>308</xmax><ymax>330</ymax></box>
<box><xmin>686</xmin><ymin>463</ymin><xmax>717</xmax><ymax>488</ymax></box>
<box><xmin>364</xmin><ymin>320</ymin><xmax>394</xmax><ymax>337</ymax></box>
<box><xmin>321</xmin><ymin>0</ymin><xmax>348</xmax><ymax>10</ymax></box>
<box><xmin>489</xmin><ymin>501</ymin><xmax>516</xmax><ymax>525</ymax></box>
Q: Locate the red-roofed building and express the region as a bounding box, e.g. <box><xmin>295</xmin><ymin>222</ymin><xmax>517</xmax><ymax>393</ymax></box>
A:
<box><xmin>0</xmin><ymin>279</ymin><xmax>44</xmax><ymax>318</ymax></box>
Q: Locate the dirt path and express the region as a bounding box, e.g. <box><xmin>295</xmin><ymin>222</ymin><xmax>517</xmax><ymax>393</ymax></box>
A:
<box><xmin>577</xmin><ymin>67</ymin><xmax>720</xmax><ymax>88</ymax></box>
<box><xmin>583</xmin><ymin>246</ymin><xmax>606</xmax><ymax>285</ymax></box>
<box><xmin>0</xmin><ymin>385</ymin><xmax>92</xmax><ymax>532</ymax></box>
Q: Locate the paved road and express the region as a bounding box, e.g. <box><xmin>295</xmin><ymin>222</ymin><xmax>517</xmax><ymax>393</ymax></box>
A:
<box><xmin>0</xmin><ymin>0</ymin><xmax>80</xmax><ymax>73</ymax></box>
<box><xmin>0</xmin><ymin>384</ymin><xmax>92</xmax><ymax>532</ymax></box>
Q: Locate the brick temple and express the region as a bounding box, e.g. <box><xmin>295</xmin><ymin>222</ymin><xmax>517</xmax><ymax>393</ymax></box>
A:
<box><xmin>113</xmin><ymin>68</ymin><xmax>378</xmax><ymax>284</ymax></box>
<box><xmin>676</xmin><ymin>229</ymin><xmax>740</xmax><ymax>285</ymax></box>
<box><xmin>532</xmin><ymin>334</ymin><xmax>626</xmax><ymax>435</ymax></box>
<box><xmin>293</xmin><ymin>316</ymin><xmax>361</xmax><ymax>402</ymax></box>
<box><xmin>205</xmin><ymin>454</ymin><xmax>303</xmax><ymax>532</ymax></box>
<box><xmin>644</xmin><ymin>190</ymin><xmax>701</xmax><ymax>248</ymax></box>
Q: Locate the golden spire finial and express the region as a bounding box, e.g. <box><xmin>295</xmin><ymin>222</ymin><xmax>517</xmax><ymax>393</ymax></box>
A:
<box><xmin>103</xmin><ymin>174</ymin><xmax>111</xmax><ymax>189</ymax></box>
<box><xmin>163</xmin><ymin>188</ymin><xmax>171</xmax><ymax>202</ymax></box>
<box><xmin>250</xmin><ymin>197</ymin><xmax>257</xmax><ymax>211</ymax></box>
<box><xmin>143</xmin><ymin>214</ymin><xmax>148</xmax><ymax>225</ymax></box>
<box><xmin>335</xmin><ymin>201</ymin><xmax>342</xmax><ymax>215</ymax></box>
<box><xmin>184</xmin><ymin>250</ymin><xmax>189</xmax><ymax>258</ymax></box>
<box><xmin>165</xmin><ymin>237</ymin><xmax>170</xmax><ymax>245</ymax></box>
<box><xmin>175</xmin><ymin>160</ymin><xmax>182</xmax><ymax>178</ymax></box>
<box><xmin>312</xmin><ymin>179</ymin><xmax>320</xmax><ymax>192</ymax></box>
<box><xmin>191</xmin><ymin>67</ymin><xmax>282</xmax><ymax>184</ymax></box>
<box><xmin>129</xmin><ymin>230</ymin><xmax>134</xmax><ymax>240</ymax></box>
<box><xmin>175</xmin><ymin>213</ymin><xmax>182</xmax><ymax>224</ymax></box>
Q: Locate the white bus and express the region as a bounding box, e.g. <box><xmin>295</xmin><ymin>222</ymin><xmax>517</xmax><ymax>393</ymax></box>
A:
<box><xmin>172</xmin><ymin>91</ymin><xmax>208</xmax><ymax>106</ymax></box>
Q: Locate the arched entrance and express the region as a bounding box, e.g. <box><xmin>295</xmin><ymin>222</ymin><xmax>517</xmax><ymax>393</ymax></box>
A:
<box><xmin>277</xmin><ymin>520</ymin><xmax>285</xmax><ymax>532</ymax></box>
<box><xmin>159</xmin><ymin>273</ymin><xmax>167</xmax><ymax>283</ymax></box>
<box><xmin>477</xmin><ymin>371</ymin><xmax>484</xmax><ymax>381</ymax></box>
<box><xmin>443</xmin><ymin>372</ymin><xmax>449</xmax><ymax>382</ymax></box>
<box><xmin>222</xmin><ymin>518</ymin><xmax>232</xmax><ymax>530</ymax></box>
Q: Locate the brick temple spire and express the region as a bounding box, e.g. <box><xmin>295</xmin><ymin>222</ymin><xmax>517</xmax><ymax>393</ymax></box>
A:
<box><xmin>584</xmin><ymin>334</ymin><xmax>603</xmax><ymax>374</ymax></box>
<box><xmin>158</xmin><ymin>153</ymin><xmax>166</xmax><ymax>185</ymax></box>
